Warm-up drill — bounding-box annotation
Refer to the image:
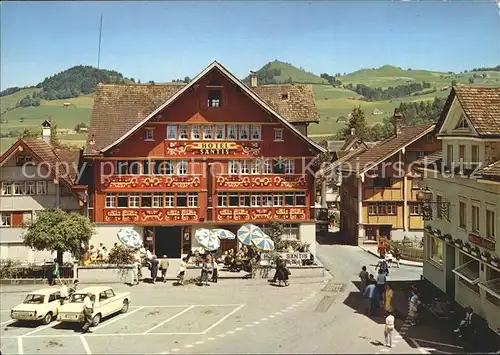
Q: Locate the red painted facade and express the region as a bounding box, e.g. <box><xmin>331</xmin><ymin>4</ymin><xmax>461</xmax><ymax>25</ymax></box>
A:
<box><xmin>89</xmin><ymin>68</ymin><xmax>318</xmax><ymax>227</ymax></box>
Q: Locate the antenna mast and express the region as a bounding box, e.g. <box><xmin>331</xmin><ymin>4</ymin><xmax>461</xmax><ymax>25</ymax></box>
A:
<box><xmin>97</xmin><ymin>15</ymin><xmax>103</xmax><ymax>69</ymax></box>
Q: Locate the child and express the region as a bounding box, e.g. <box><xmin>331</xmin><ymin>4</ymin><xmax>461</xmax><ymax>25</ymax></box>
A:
<box><xmin>177</xmin><ymin>257</ymin><xmax>188</xmax><ymax>286</ymax></box>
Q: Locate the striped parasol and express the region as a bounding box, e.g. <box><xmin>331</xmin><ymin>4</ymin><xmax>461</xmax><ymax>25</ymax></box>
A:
<box><xmin>210</xmin><ymin>229</ymin><xmax>236</xmax><ymax>240</ymax></box>
<box><xmin>195</xmin><ymin>228</ymin><xmax>220</xmax><ymax>251</ymax></box>
<box><xmin>237</xmin><ymin>224</ymin><xmax>265</xmax><ymax>245</ymax></box>
<box><xmin>251</xmin><ymin>236</ymin><xmax>275</xmax><ymax>251</ymax></box>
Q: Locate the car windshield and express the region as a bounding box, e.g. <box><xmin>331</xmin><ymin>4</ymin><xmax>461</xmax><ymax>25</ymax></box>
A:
<box><xmin>70</xmin><ymin>293</ymin><xmax>87</xmax><ymax>303</ymax></box>
<box><xmin>23</xmin><ymin>294</ymin><xmax>45</xmax><ymax>304</ymax></box>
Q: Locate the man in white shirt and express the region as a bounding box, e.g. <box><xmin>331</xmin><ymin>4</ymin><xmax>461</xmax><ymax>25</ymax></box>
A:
<box><xmin>385</xmin><ymin>311</ymin><xmax>395</xmax><ymax>347</ymax></box>
<box><xmin>60</xmin><ymin>282</ymin><xmax>69</xmax><ymax>304</ymax></box>
<box><xmin>82</xmin><ymin>293</ymin><xmax>94</xmax><ymax>333</ymax></box>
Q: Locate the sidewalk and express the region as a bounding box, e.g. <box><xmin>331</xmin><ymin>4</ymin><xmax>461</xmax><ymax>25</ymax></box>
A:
<box><xmin>358</xmin><ymin>244</ymin><xmax>423</xmax><ymax>267</ymax></box>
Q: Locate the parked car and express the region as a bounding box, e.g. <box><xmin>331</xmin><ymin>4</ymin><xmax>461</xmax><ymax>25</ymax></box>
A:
<box><xmin>58</xmin><ymin>286</ymin><xmax>130</xmax><ymax>326</ymax></box>
<box><xmin>11</xmin><ymin>288</ymin><xmax>63</xmax><ymax>324</ymax></box>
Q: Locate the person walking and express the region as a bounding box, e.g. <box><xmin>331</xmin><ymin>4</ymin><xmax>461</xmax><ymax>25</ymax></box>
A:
<box><xmin>211</xmin><ymin>255</ymin><xmax>219</xmax><ymax>283</ymax></box>
<box><xmin>159</xmin><ymin>255</ymin><xmax>169</xmax><ymax>283</ymax></box>
<box><xmin>376</xmin><ymin>269</ymin><xmax>387</xmax><ymax>306</ymax></box>
<box><xmin>52</xmin><ymin>259</ymin><xmax>61</xmax><ymax>286</ymax></box>
<box><xmin>363</xmin><ymin>282</ymin><xmax>377</xmax><ymax>317</ymax></box>
<box><xmin>384</xmin><ymin>310</ymin><xmax>395</xmax><ymax>348</ymax></box>
<box><xmin>408</xmin><ymin>288</ymin><xmax>420</xmax><ymax>326</ymax></box>
<box><xmin>384</xmin><ymin>284</ymin><xmax>394</xmax><ymax>313</ymax></box>
<box><xmin>177</xmin><ymin>257</ymin><xmax>188</xmax><ymax>286</ymax></box>
<box><xmin>69</xmin><ymin>279</ymin><xmax>79</xmax><ymax>295</ymax></box>
<box><xmin>359</xmin><ymin>266</ymin><xmax>369</xmax><ymax>292</ymax></box>
<box><xmin>393</xmin><ymin>248</ymin><xmax>401</xmax><ymax>268</ymax></box>
<box><xmin>81</xmin><ymin>293</ymin><xmax>95</xmax><ymax>333</ymax></box>
<box><xmin>200</xmin><ymin>258</ymin><xmax>211</xmax><ymax>286</ymax></box>
<box><xmin>60</xmin><ymin>281</ymin><xmax>69</xmax><ymax>305</ymax></box>
<box><xmin>150</xmin><ymin>255</ymin><xmax>159</xmax><ymax>284</ymax></box>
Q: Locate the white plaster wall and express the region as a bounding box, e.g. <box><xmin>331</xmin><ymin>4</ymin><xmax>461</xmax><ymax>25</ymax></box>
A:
<box><xmin>299</xmin><ymin>222</ymin><xmax>316</xmax><ymax>257</ymax></box>
<box><xmin>92</xmin><ymin>224</ymin><xmax>144</xmax><ymax>250</ymax></box>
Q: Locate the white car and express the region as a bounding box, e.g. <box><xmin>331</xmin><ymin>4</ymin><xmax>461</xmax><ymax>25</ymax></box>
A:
<box><xmin>58</xmin><ymin>286</ymin><xmax>130</xmax><ymax>326</ymax></box>
<box><xmin>11</xmin><ymin>288</ymin><xmax>63</xmax><ymax>324</ymax></box>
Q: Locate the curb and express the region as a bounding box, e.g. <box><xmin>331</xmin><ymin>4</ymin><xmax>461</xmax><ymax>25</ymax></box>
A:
<box><xmin>358</xmin><ymin>246</ymin><xmax>423</xmax><ymax>267</ymax></box>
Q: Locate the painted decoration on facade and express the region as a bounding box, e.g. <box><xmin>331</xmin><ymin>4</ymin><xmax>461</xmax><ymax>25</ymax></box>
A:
<box><xmin>216</xmin><ymin>175</ymin><xmax>307</xmax><ymax>189</ymax></box>
<box><xmin>102</xmin><ymin>175</ymin><xmax>201</xmax><ymax>190</ymax></box>
<box><xmin>468</xmin><ymin>233</ymin><xmax>495</xmax><ymax>251</ymax></box>
<box><xmin>216</xmin><ymin>207</ymin><xmax>307</xmax><ymax>221</ymax></box>
<box><xmin>104</xmin><ymin>209</ymin><xmax>199</xmax><ymax>223</ymax></box>
<box><xmin>166</xmin><ymin>141</ymin><xmax>260</xmax><ymax>157</ymax></box>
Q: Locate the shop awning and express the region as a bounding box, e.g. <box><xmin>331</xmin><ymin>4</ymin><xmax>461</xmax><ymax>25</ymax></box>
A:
<box><xmin>452</xmin><ymin>260</ymin><xmax>480</xmax><ymax>285</ymax></box>
<box><xmin>479</xmin><ymin>278</ymin><xmax>500</xmax><ymax>300</ymax></box>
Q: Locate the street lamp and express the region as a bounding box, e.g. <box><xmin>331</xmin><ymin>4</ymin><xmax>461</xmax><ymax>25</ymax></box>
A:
<box><xmin>416</xmin><ymin>186</ymin><xmax>450</xmax><ymax>221</ymax></box>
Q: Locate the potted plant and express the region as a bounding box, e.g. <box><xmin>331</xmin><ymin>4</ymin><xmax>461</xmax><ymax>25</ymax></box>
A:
<box><xmin>444</xmin><ymin>234</ymin><xmax>453</xmax><ymax>243</ymax></box>
<box><xmin>471</xmin><ymin>246</ymin><xmax>480</xmax><ymax>257</ymax></box>
<box><xmin>462</xmin><ymin>242</ymin><xmax>471</xmax><ymax>253</ymax></box>
<box><xmin>425</xmin><ymin>225</ymin><xmax>433</xmax><ymax>234</ymax></box>
<box><xmin>454</xmin><ymin>238</ymin><xmax>463</xmax><ymax>248</ymax></box>
<box><xmin>491</xmin><ymin>254</ymin><xmax>499</xmax><ymax>267</ymax></box>
<box><xmin>481</xmin><ymin>250</ymin><xmax>491</xmax><ymax>262</ymax></box>
<box><xmin>433</xmin><ymin>229</ymin><xmax>442</xmax><ymax>238</ymax></box>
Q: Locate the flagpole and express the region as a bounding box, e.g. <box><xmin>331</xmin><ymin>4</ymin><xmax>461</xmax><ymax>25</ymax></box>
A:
<box><xmin>97</xmin><ymin>15</ymin><xmax>103</xmax><ymax>69</ymax></box>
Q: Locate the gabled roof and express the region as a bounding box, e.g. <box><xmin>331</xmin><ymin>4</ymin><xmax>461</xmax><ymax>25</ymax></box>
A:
<box><xmin>477</xmin><ymin>159</ymin><xmax>500</xmax><ymax>182</ymax></box>
<box><xmin>435</xmin><ymin>85</ymin><xmax>500</xmax><ymax>137</ymax></box>
<box><xmin>0</xmin><ymin>139</ymin><xmax>80</xmax><ymax>188</ymax></box>
<box><xmin>320</xmin><ymin>146</ymin><xmax>367</xmax><ymax>178</ymax></box>
<box><xmin>326</xmin><ymin>140</ymin><xmax>346</xmax><ymax>152</ymax></box>
<box><xmin>340</xmin><ymin>123</ymin><xmax>435</xmax><ymax>175</ymax></box>
<box><xmin>85</xmin><ymin>61</ymin><xmax>324</xmax><ymax>155</ymax></box>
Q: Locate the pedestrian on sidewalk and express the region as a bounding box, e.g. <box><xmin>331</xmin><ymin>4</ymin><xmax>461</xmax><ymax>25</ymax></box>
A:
<box><xmin>376</xmin><ymin>269</ymin><xmax>387</xmax><ymax>306</ymax></box>
<box><xmin>384</xmin><ymin>284</ymin><xmax>394</xmax><ymax>313</ymax></box>
<box><xmin>359</xmin><ymin>266</ymin><xmax>369</xmax><ymax>292</ymax></box>
<box><xmin>150</xmin><ymin>255</ymin><xmax>159</xmax><ymax>284</ymax></box>
<box><xmin>177</xmin><ymin>257</ymin><xmax>188</xmax><ymax>285</ymax></box>
<box><xmin>377</xmin><ymin>239</ymin><xmax>387</xmax><ymax>259</ymax></box>
<box><xmin>408</xmin><ymin>288</ymin><xmax>420</xmax><ymax>326</ymax></box>
<box><xmin>159</xmin><ymin>255</ymin><xmax>169</xmax><ymax>283</ymax></box>
<box><xmin>393</xmin><ymin>248</ymin><xmax>401</xmax><ymax>268</ymax></box>
<box><xmin>363</xmin><ymin>282</ymin><xmax>377</xmax><ymax>316</ymax></box>
<box><xmin>384</xmin><ymin>310</ymin><xmax>395</xmax><ymax>348</ymax></box>
<box><xmin>81</xmin><ymin>293</ymin><xmax>95</xmax><ymax>333</ymax></box>
<box><xmin>211</xmin><ymin>255</ymin><xmax>219</xmax><ymax>283</ymax></box>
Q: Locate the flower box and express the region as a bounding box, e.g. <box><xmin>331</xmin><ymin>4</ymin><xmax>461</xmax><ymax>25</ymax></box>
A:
<box><xmin>463</xmin><ymin>247</ymin><xmax>471</xmax><ymax>253</ymax></box>
<box><xmin>492</xmin><ymin>261</ymin><xmax>499</xmax><ymax>268</ymax></box>
<box><xmin>471</xmin><ymin>251</ymin><xmax>479</xmax><ymax>257</ymax></box>
<box><xmin>481</xmin><ymin>256</ymin><xmax>488</xmax><ymax>261</ymax></box>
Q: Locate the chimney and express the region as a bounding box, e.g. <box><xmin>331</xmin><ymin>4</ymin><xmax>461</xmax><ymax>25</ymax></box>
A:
<box><xmin>250</xmin><ymin>71</ymin><xmax>258</xmax><ymax>88</ymax></box>
<box><xmin>393</xmin><ymin>108</ymin><xmax>404</xmax><ymax>136</ymax></box>
<box><xmin>42</xmin><ymin>120</ymin><xmax>51</xmax><ymax>144</ymax></box>
<box><xmin>350</xmin><ymin>128</ymin><xmax>356</xmax><ymax>136</ymax></box>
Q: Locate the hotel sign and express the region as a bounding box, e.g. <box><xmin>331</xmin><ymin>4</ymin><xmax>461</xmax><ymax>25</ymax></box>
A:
<box><xmin>166</xmin><ymin>141</ymin><xmax>260</xmax><ymax>157</ymax></box>
<box><xmin>191</xmin><ymin>142</ymin><xmax>237</xmax><ymax>155</ymax></box>
<box><xmin>468</xmin><ymin>233</ymin><xmax>495</xmax><ymax>251</ymax></box>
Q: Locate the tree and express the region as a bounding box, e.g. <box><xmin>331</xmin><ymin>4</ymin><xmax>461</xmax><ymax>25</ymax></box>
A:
<box><xmin>21</xmin><ymin>128</ymin><xmax>39</xmax><ymax>139</ymax></box>
<box><xmin>451</xmin><ymin>79</ymin><xmax>457</xmax><ymax>86</ymax></box>
<box><xmin>469</xmin><ymin>77</ymin><xmax>475</xmax><ymax>84</ymax></box>
<box><xmin>183</xmin><ymin>76</ymin><xmax>191</xmax><ymax>83</ymax></box>
<box><xmin>22</xmin><ymin>209</ymin><xmax>95</xmax><ymax>264</ymax></box>
<box><xmin>267</xmin><ymin>221</ymin><xmax>285</xmax><ymax>240</ymax></box>
<box><xmin>339</xmin><ymin>105</ymin><xmax>367</xmax><ymax>141</ymax></box>
<box><xmin>49</xmin><ymin>121</ymin><xmax>62</xmax><ymax>148</ymax></box>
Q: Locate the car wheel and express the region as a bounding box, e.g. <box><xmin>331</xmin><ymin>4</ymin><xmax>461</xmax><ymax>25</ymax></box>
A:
<box><xmin>121</xmin><ymin>299</ymin><xmax>129</xmax><ymax>313</ymax></box>
<box><xmin>42</xmin><ymin>312</ymin><xmax>53</xmax><ymax>325</ymax></box>
<box><xmin>92</xmin><ymin>313</ymin><xmax>101</xmax><ymax>326</ymax></box>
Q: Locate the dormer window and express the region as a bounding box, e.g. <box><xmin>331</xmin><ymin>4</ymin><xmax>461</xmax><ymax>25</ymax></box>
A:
<box><xmin>144</xmin><ymin>128</ymin><xmax>154</xmax><ymax>141</ymax></box>
<box><xmin>208</xmin><ymin>90</ymin><xmax>222</xmax><ymax>107</ymax></box>
<box><xmin>455</xmin><ymin>114</ymin><xmax>469</xmax><ymax>129</ymax></box>
<box><xmin>16</xmin><ymin>155</ymin><xmax>32</xmax><ymax>166</ymax></box>
<box><xmin>281</xmin><ymin>93</ymin><xmax>289</xmax><ymax>100</ymax></box>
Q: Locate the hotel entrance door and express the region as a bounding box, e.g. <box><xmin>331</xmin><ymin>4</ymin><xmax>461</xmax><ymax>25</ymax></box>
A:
<box><xmin>154</xmin><ymin>226</ymin><xmax>182</xmax><ymax>258</ymax></box>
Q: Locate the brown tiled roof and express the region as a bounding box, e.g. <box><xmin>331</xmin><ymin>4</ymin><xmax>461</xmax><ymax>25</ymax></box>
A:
<box><xmin>435</xmin><ymin>85</ymin><xmax>500</xmax><ymax>137</ymax></box>
<box><xmin>477</xmin><ymin>159</ymin><xmax>500</xmax><ymax>181</ymax></box>
<box><xmin>251</xmin><ymin>84</ymin><xmax>320</xmax><ymax>123</ymax></box>
<box><xmin>85</xmin><ymin>82</ymin><xmax>320</xmax><ymax>154</ymax></box>
<box><xmin>340</xmin><ymin>135</ymin><xmax>359</xmax><ymax>151</ymax></box>
<box><xmin>414</xmin><ymin>150</ymin><xmax>443</xmax><ymax>166</ymax></box>
<box><xmin>340</xmin><ymin>123</ymin><xmax>435</xmax><ymax>174</ymax></box>
<box><xmin>0</xmin><ymin>139</ymin><xmax>81</xmax><ymax>186</ymax></box>
<box><xmin>326</xmin><ymin>140</ymin><xmax>346</xmax><ymax>152</ymax></box>
<box><xmin>320</xmin><ymin>146</ymin><xmax>367</xmax><ymax>177</ymax></box>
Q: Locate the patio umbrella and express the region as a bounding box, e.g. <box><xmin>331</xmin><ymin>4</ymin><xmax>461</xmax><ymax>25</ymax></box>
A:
<box><xmin>210</xmin><ymin>229</ymin><xmax>236</xmax><ymax>240</ymax></box>
<box><xmin>237</xmin><ymin>224</ymin><xmax>265</xmax><ymax>245</ymax></box>
<box><xmin>117</xmin><ymin>228</ymin><xmax>142</xmax><ymax>249</ymax></box>
<box><xmin>251</xmin><ymin>236</ymin><xmax>275</xmax><ymax>251</ymax></box>
<box><xmin>195</xmin><ymin>228</ymin><xmax>221</xmax><ymax>251</ymax></box>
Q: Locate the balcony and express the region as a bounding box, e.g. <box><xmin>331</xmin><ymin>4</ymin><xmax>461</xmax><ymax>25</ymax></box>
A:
<box><xmin>214</xmin><ymin>207</ymin><xmax>309</xmax><ymax>222</ymax></box>
<box><xmin>103</xmin><ymin>207</ymin><xmax>202</xmax><ymax>223</ymax></box>
<box><xmin>215</xmin><ymin>174</ymin><xmax>307</xmax><ymax>190</ymax></box>
<box><xmin>100</xmin><ymin>175</ymin><xmax>204</xmax><ymax>191</ymax></box>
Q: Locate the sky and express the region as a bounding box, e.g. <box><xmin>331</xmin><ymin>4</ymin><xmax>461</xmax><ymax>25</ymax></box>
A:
<box><xmin>1</xmin><ymin>0</ymin><xmax>499</xmax><ymax>90</ymax></box>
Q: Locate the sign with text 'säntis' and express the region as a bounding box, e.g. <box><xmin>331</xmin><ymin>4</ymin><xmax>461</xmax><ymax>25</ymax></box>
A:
<box><xmin>192</xmin><ymin>142</ymin><xmax>236</xmax><ymax>155</ymax></box>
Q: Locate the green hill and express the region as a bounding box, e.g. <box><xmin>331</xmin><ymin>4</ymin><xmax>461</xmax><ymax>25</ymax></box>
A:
<box><xmin>243</xmin><ymin>60</ymin><xmax>329</xmax><ymax>85</ymax></box>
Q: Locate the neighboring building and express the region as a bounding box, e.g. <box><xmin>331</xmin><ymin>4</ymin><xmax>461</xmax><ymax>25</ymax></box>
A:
<box><xmin>337</xmin><ymin>110</ymin><xmax>441</xmax><ymax>245</ymax></box>
<box><xmin>0</xmin><ymin>122</ymin><xmax>85</xmax><ymax>262</ymax></box>
<box><xmin>415</xmin><ymin>85</ymin><xmax>500</xmax><ymax>332</ymax></box>
<box><xmin>80</xmin><ymin>61</ymin><xmax>326</xmax><ymax>258</ymax></box>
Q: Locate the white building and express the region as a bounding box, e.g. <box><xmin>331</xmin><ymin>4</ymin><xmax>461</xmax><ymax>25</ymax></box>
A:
<box><xmin>0</xmin><ymin>122</ymin><xmax>85</xmax><ymax>263</ymax></box>
<box><xmin>417</xmin><ymin>85</ymin><xmax>500</xmax><ymax>333</ymax></box>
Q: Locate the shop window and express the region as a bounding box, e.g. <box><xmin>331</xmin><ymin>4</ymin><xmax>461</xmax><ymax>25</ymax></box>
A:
<box><xmin>36</xmin><ymin>181</ymin><xmax>47</xmax><ymax>195</ymax></box>
<box><xmin>295</xmin><ymin>193</ymin><xmax>306</xmax><ymax>206</ymax></box>
<box><xmin>217</xmin><ymin>193</ymin><xmax>228</xmax><ymax>207</ymax></box>
<box><xmin>215</xmin><ymin>125</ymin><xmax>225</xmax><ymax>140</ymax></box>
<box><xmin>453</xmin><ymin>256</ymin><xmax>480</xmax><ymax>294</ymax></box>
<box><xmin>177</xmin><ymin>193</ymin><xmax>187</xmax><ymax>207</ymax></box>
<box><xmin>203</xmin><ymin>125</ymin><xmax>213</xmax><ymax>140</ymax></box>
<box><xmin>105</xmin><ymin>193</ymin><xmax>116</xmax><ymax>208</ymax></box>
<box><xmin>141</xmin><ymin>193</ymin><xmax>152</xmax><ymax>208</ymax></box>
<box><xmin>25</xmin><ymin>181</ymin><xmax>35</xmax><ymax>195</ymax></box>
<box><xmin>251</xmin><ymin>194</ymin><xmax>261</xmax><ymax>207</ymax></box>
<box><xmin>117</xmin><ymin>194</ymin><xmax>128</xmax><ymax>208</ymax></box>
<box><xmin>273</xmin><ymin>193</ymin><xmax>284</xmax><ymax>206</ymax></box>
<box><xmin>152</xmin><ymin>193</ymin><xmax>163</xmax><ymax>208</ymax></box>
<box><xmin>167</xmin><ymin>125</ymin><xmax>177</xmax><ymax>140</ymax></box>
<box><xmin>482</xmin><ymin>268</ymin><xmax>500</xmax><ymax>307</ymax></box>
<box><xmin>208</xmin><ymin>90</ymin><xmax>221</xmax><ymax>107</ymax></box>
<box><xmin>128</xmin><ymin>193</ymin><xmax>140</xmax><ymax>208</ymax></box>
<box><xmin>227</xmin><ymin>125</ymin><xmax>237</xmax><ymax>140</ymax></box>
<box><xmin>144</xmin><ymin>128</ymin><xmax>154</xmax><ymax>141</ymax></box>
<box><xmin>239</xmin><ymin>125</ymin><xmax>249</xmax><ymax>140</ymax></box>
<box><xmin>274</xmin><ymin>128</ymin><xmax>284</xmax><ymax>142</ymax></box>
<box><xmin>179</xmin><ymin>125</ymin><xmax>189</xmax><ymax>140</ymax></box>
<box><xmin>262</xmin><ymin>194</ymin><xmax>273</xmax><ymax>206</ymax></box>
<box><xmin>429</xmin><ymin>236</ymin><xmax>443</xmax><ymax>265</ymax></box>
<box><xmin>229</xmin><ymin>193</ymin><xmax>239</xmax><ymax>207</ymax></box>
<box><xmin>1</xmin><ymin>182</ymin><xmax>12</xmax><ymax>195</ymax></box>
<box><xmin>1</xmin><ymin>212</ymin><xmax>12</xmax><ymax>227</ymax></box>
<box><xmin>191</xmin><ymin>125</ymin><xmax>201</xmax><ymax>140</ymax></box>
<box><xmin>165</xmin><ymin>193</ymin><xmax>175</xmax><ymax>207</ymax></box>
<box><xmin>250</xmin><ymin>125</ymin><xmax>261</xmax><ymax>141</ymax></box>
<box><xmin>188</xmin><ymin>193</ymin><xmax>198</xmax><ymax>207</ymax></box>
<box><xmin>239</xmin><ymin>193</ymin><xmax>250</xmax><ymax>207</ymax></box>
